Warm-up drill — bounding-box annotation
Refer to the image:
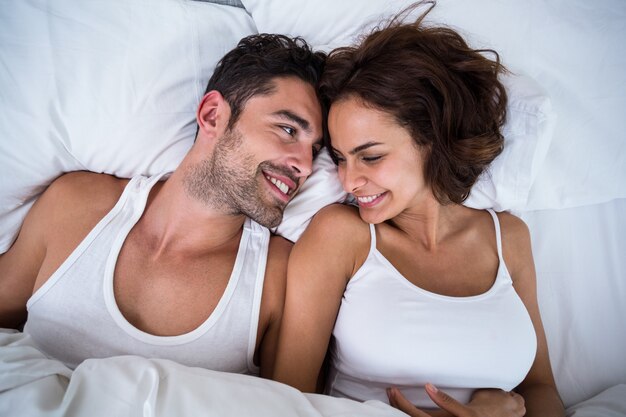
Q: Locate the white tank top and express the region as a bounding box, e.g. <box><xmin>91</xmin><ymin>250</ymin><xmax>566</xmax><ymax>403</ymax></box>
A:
<box><xmin>326</xmin><ymin>209</ymin><xmax>537</xmax><ymax>408</ymax></box>
<box><xmin>24</xmin><ymin>174</ymin><xmax>269</xmax><ymax>374</ymax></box>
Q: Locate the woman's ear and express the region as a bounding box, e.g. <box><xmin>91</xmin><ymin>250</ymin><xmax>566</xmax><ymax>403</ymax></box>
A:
<box><xmin>196</xmin><ymin>90</ymin><xmax>230</xmax><ymax>139</ymax></box>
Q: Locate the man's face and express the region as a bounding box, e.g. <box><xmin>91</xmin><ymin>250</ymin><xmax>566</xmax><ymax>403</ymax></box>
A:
<box><xmin>186</xmin><ymin>76</ymin><xmax>323</xmax><ymax>228</ymax></box>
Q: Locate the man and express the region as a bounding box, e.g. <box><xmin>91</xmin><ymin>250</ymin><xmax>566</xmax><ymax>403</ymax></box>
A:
<box><xmin>0</xmin><ymin>34</ymin><xmax>325</xmax><ymax>378</ymax></box>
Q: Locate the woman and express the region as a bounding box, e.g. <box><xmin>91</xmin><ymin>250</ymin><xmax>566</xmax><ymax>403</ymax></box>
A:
<box><xmin>274</xmin><ymin>3</ymin><xmax>564</xmax><ymax>417</ymax></box>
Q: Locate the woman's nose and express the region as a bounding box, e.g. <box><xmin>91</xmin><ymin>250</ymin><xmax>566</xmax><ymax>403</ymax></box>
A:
<box><xmin>339</xmin><ymin>163</ymin><xmax>366</xmax><ymax>193</ymax></box>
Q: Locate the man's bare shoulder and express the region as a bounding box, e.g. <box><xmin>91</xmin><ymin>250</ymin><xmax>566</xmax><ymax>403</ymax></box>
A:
<box><xmin>264</xmin><ymin>234</ymin><xmax>293</xmax><ymax>289</ymax></box>
<box><xmin>42</xmin><ymin>171</ymin><xmax>127</xmax><ymax>214</ymax></box>
<box><xmin>33</xmin><ymin>172</ymin><xmax>129</xmax><ymax>238</ymax></box>
<box><xmin>257</xmin><ymin>235</ymin><xmax>293</xmax><ymax>348</ymax></box>
<box><xmin>45</xmin><ymin>171</ymin><xmax>128</xmax><ymax>204</ymax></box>
<box><xmin>268</xmin><ymin>234</ymin><xmax>294</xmax><ymax>261</ymax></box>
<box><xmin>0</xmin><ymin>172</ymin><xmax>131</xmax><ymax>328</ymax></box>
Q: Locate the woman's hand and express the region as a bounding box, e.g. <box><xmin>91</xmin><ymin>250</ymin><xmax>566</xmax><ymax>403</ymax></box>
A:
<box><xmin>465</xmin><ymin>388</ymin><xmax>525</xmax><ymax>417</ymax></box>
<box><xmin>387</xmin><ymin>384</ymin><xmax>525</xmax><ymax>417</ymax></box>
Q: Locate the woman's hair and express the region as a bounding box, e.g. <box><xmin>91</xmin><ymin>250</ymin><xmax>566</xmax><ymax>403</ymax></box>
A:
<box><xmin>320</xmin><ymin>1</ymin><xmax>507</xmax><ymax>204</ymax></box>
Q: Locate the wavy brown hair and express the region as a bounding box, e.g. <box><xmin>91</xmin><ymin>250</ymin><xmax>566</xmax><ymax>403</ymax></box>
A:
<box><xmin>320</xmin><ymin>1</ymin><xmax>507</xmax><ymax>204</ymax></box>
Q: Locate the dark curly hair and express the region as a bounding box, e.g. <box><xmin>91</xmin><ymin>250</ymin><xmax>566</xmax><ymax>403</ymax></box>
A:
<box><xmin>320</xmin><ymin>1</ymin><xmax>507</xmax><ymax>204</ymax></box>
<box><xmin>204</xmin><ymin>33</ymin><xmax>327</xmax><ymax>130</ymax></box>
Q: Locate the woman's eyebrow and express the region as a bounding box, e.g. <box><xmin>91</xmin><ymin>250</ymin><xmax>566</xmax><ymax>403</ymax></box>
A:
<box><xmin>348</xmin><ymin>141</ymin><xmax>383</xmax><ymax>155</ymax></box>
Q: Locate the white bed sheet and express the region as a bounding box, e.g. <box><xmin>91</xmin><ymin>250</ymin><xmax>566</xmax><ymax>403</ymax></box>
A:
<box><xmin>0</xmin><ymin>0</ymin><xmax>625</xmax><ymax>415</ymax></box>
<box><xmin>1</xmin><ymin>327</ymin><xmax>625</xmax><ymax>417</ymax></box>
<box><xmin>0</xmin><ymin>329</ymin><xmax>406</xmax><ymax>417</ymax></box>
<box><xmin>521</xmin><ymin>197</ymin><xmax>626</xmax><ymax>408</ymax></box>
<box><xmin>567</xmin><ymin>384</ymin><xmax>626</xmax><ymax>417</ymax></box>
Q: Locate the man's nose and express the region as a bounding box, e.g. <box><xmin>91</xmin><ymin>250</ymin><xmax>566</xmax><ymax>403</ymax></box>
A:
<box><xmin>287</xmin><ymin>143</ymin><xmax>313</xmax><ymax>178</ymax></box>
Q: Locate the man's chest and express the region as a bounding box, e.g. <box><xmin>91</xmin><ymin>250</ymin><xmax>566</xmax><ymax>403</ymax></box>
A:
<box><xmin>112</xmin><ymin>239</ymin><xmax>237</xmax><ymax>337</ymax></box>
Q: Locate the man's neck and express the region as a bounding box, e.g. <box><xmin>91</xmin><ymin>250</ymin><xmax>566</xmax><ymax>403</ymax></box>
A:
<box><xmin>134</xmin><ymin>170</ymin><xmax>246</xmax><ymax>260</ymax></box>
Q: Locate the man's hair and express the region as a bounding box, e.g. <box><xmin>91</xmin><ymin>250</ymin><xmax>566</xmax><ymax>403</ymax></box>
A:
<box><xmin>204</xmin><ymin>33</ymin><xmax>327</xmax><ymax>130</ymax></box>
<box><xmin>320</xmin><ymin>1</ymin><xmax>507</xmax><ymax>205</ymax></box>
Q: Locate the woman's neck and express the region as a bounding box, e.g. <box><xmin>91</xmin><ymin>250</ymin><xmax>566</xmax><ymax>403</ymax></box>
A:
<box><xmin>388</xmin><ymin>198</ymin><xmax>461</xmax><ymax>252</ymax></box>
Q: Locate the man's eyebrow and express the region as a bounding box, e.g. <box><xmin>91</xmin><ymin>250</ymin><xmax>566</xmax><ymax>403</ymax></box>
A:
<box><xmin>272</xmin><ymin>110</ymin><xmax>311</xmax><ymax>133</ymax></box>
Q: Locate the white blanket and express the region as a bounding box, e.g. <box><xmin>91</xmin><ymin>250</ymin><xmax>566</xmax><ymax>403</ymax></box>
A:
<box><xmin>0</xmin><ymin>329</ymin><xmax>405</xmax><ymax>417</ymax></box>
<box><xmin>2</xmin><ymin>329</ymin><xmax>625</xmax><ymax>417</ymax></box>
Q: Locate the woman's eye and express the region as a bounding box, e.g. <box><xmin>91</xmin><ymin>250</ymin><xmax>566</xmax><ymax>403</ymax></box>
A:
<box><xmin>362</xmin><ymin>155</ymin><xmax>382</xmax><ymax>163</ymax></box>
<box><xmin>332</xmin><ymin>153</ymin><xmax>345</xmax><ymax>165</ymax></box>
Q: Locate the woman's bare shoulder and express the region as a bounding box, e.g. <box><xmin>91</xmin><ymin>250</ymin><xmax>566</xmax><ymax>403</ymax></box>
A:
<box><xmin>313</xmin><ymin>203</ymin><xmax>366</xmax><ymax>226</ymax></box>
<box><xmin>297</xmin><ymin>204</ymin><xmax>372</xmax><ymax>274</ymax></box>
<box><xmin>495</xmin><ymin>211</ymin><xmax>530</xmax><ymax>244</ymax></box>
<box><xmin>308</xmin><ymin>203</ymin><xmax>370</xmax><ymax>240</ymax></box>
<box><xmin>495</xmin><ymin>211</ymin><xmax>533</xmax><ymax>277</ymax></box>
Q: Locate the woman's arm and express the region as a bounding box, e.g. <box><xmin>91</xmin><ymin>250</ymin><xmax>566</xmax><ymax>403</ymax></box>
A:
<box><xmin>273</xmin><ymin>204</ymin><xmax>370</xmax><ymax>392</ymax></box>
<box><xmin>499</xmin><ymin>212</ymin><xmax>565</xmax><ymax>417</ymax></box>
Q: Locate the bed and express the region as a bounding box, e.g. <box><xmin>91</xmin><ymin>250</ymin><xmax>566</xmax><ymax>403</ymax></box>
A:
<box><xmin>1</xmin><ymin>0</ymin><xmax>625</xmax><ymax>416</ymax></box>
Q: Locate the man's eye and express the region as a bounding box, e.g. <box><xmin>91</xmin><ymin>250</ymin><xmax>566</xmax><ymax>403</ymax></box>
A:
<box><xmin>281</xmin><ymin>126</ymin><xmax>295</xmax><ymax>136</ymax></box>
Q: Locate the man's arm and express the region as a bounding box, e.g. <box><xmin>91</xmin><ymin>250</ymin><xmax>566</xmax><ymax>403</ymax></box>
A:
<box><xmin>0</xmin><ymin>183</ymin><xmax>56</xmax><ymax>329</ymax></box>
<box><xmin>0</xmin><ymin>172</ymin><xmax>126</xmax><ymax>330</ymax></box>
<box><xmin>255</xmin><ymin>235</ymin><xmax>292</xmax><ymax>378</ymax></box>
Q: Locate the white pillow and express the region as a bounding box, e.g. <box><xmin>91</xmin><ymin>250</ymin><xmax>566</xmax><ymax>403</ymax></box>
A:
<box><xmin>0</xmin><ymin>0</ymin><xmax>554</xmax><ymax>252</ymax></box>
<box><xmin>464</xmin><ymin>72</ymin><xmax>555</xmax><ymax>211</ymax></box>
<box><xmin>427</xmin><ymin>0</ymin><xmax>626</xmax><ymax>210</ymax></box>
<box><xmin>521</xmin><ymin>198</ymin><xmax>626</xmax><ymax>408</ymax></box>
<box><xmin>240</xmin><ymin>0</ymin><xmax>556</xmax><ymax>216</ymax></box>
<box><xmin>272</xmin><ymin>148</ymin><xmax>347</xmax><ymax>242</ymax></box>
<box><xmin>0</xmin><ymin>0</ymin><xmax>256</xmax><ymax>253</ymax></box>
<box><xmin>240</xmin><ymin>0</ymin><xmax>419</xmax><ymax>50</ymax></box>
<box><xmin>242</xmin><ymin>0</ymin><xmax>626</xmax><ymax>211</ymax></box>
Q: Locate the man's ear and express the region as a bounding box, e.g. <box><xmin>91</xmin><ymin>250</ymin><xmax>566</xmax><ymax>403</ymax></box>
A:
<box><xmin>196</xmin><ymin>90</ymin><xmax>230</xmax><ymax>139</ymax></box>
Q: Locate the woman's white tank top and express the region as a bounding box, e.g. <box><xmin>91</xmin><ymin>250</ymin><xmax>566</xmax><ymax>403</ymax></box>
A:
<box><xmin>326</xmin><ymin>209</ymin><xmax>537</xmax><ymax>408</ymax></box>
<box><xmin>24</xmin><ymin>174</ymin><xmax>269</xmax><ymax>374</ymax></box>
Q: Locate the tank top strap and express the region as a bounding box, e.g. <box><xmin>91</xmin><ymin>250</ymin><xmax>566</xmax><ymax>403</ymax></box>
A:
<box><xmin>138</xmin><ymin>172</ymin><xmax>170</xmax><ymax>192</ymax></box>
<box><xmin>368</xmin><ymin>223</ymin><xmax>377</xmax><ymax>255</ymax></box>
<box><xmin>485</xmin><ymin>208</ymin><xmax>504</xmax><ymax>262</ymax></box>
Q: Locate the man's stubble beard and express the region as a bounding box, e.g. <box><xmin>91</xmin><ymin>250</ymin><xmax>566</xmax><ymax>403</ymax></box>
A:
<box><xmin>183</xmin><ymin>128</ymin><xmax>286</xmax><ymax>228</ymax></box>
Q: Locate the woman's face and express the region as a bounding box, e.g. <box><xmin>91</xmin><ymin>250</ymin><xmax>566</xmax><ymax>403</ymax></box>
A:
<box><xmin>328</xmin><ymin>97</ymin><xmax>431</xmax><ymax>224</ymax></box>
